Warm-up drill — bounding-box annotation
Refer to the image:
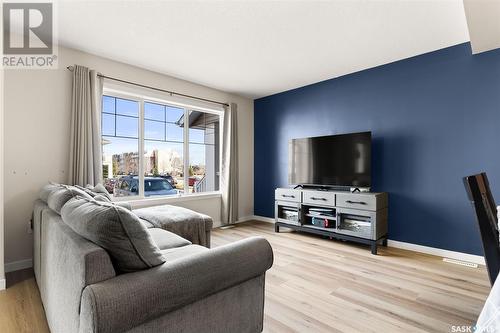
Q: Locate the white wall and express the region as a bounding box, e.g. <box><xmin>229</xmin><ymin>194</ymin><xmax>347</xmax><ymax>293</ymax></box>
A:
<box><xmin>0</xmin><ymin>36</ymin><xmax>6</xmax><ymax>287</ymax></box>
<box><xmin>3</xmin><ymin>46</ymin><xmax>254</xmax><ymax>265</ymax></box>
<box><xmin>464</xmin><ymin>0</ymin><xmax>500</xmax><ymax>54</ymax></box>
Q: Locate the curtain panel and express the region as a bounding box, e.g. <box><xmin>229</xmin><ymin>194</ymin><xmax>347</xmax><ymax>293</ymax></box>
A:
<box><xmin>68</xmin><ymin>65</ymin><xmax>103</xmax><ymax>186</ymax></box>
<box><xmin>221</xmin><ymin>103</ymin><xmax>239</xmax><ymax>225</ymax></box>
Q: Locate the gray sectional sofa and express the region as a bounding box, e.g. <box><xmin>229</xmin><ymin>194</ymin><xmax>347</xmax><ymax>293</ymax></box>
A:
<box><xmin>33</xmin><ymin>184</ymin><xmax>274</xmax><ymax>333</ymax></box>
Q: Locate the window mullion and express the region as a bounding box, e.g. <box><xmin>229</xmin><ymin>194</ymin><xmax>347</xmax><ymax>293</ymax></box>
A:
<box><xmin>183</xmin><ymin>108</ymin><xmax>189</xmax><ymax>195</ymax></box>
<box><xmin>138</xmin><ymin>99</ymin><xmax>145</xmax><ymax>198</ymax></box>
<box><xmin>114</xmin><ymin>97</ymin><xmax>117</xmax><ymax>136</ymax></box>
<box><xmin>219</xmin><ymin>111</ymin><xmax>224</xmax><ymax>191</ymax></box>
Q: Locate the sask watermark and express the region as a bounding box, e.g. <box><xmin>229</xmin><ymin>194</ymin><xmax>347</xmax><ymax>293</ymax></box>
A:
<box><xmin>451</xmin><ymin>325</ymin><xmax>476</xmax><ymax>333</ymax></box>
<box><xmin>451</xmin><ymin>324</ymin><xmax>498</xmax><ymax>333</ymax></box>
<box><xmin>2</xmin><ymin>2</ymin><xmax>57</xmax><ymax>69</ymax></box>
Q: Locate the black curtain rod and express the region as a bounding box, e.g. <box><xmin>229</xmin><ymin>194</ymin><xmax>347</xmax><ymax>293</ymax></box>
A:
<box><xmin>66</xmin><ymin>66</ymin><xmax>229</xmax><ymax>107</ymax></box>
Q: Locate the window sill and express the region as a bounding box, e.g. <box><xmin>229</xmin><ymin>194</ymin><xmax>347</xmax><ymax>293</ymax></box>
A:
<box><xmin>113</xmin><ymin>191</ymin><xmax>222</xmax><ymax>209</ymax></box>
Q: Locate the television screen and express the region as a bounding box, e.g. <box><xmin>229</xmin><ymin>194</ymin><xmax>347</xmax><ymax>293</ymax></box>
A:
<box><xmin>288</xmin><ymin>132</ymin><xmax>371</xmax><ymax>187</ymax></box>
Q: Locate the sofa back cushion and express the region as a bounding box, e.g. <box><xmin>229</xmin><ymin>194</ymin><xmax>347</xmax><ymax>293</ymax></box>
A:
<box><xmin>93</xmin><ymin>194</ymin><xmax>111</xmax><ymax>202</ymax></box>
<box><xmin>61</xmin><ymin>197</ymin><xmax>165</xmax><ymax>272</ymax></box>
<box><xmin>91</xmin><ymin>183</ymin><xmax>112</xmax><ymax>200</ymax></box>
<box><xmin>46</xmin><ymin>185</ymin><xmax>94</xmax><ymax>214</ymax></box>
<box><xmin>39</xmin><ymin>183</ymin><xmax>62</xmax><ymax>202</ymax></box>
<box><xmin>75</xmin><ymin>183</ymin><xmax>112</xmax><ymax>200</ymax></box>
<box><xmin>93</xmin><ymin>194</ymin><xmax>132</xmax><ymax>211</ymax></box>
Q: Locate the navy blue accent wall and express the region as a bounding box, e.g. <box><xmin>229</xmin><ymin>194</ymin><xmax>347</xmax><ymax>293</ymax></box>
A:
<box><xmin>254</xmin><ymin>43</ymin><xmax>500</xmax><ymax>255</ymax></box>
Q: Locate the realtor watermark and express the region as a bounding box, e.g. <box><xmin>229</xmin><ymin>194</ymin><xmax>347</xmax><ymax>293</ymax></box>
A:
<box><xmin>2</xmin><ymin>2</ymin><xmax>57</xmax><ymax>68</ymax></box>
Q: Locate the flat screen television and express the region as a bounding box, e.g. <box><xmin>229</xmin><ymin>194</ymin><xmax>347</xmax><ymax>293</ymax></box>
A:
<box><xmin>288</xmin><ymin>131</ymin><xmax>371</xmax><ymax>188</ymax></box>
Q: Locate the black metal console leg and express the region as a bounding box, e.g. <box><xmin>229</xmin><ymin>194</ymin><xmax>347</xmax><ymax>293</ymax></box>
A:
<box><xmin>275</xmin><ymin>224</ymin><xmax>279</xmax><ymax>233</ymax></box>
<box><xmin>371</xmin><ymin>242</ymin><xmax>378</xmax><ymax>255</ymax></box>
<box><xmin>382</xmin><ymin>238</ymin><xmax>388</xmax><ymax>246</ymax></box>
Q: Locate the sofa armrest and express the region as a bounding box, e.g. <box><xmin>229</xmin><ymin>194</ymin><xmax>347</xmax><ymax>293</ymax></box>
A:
<box><xmin>41</xmin><ymin>209</ymin><xmax>116</xmax><ymax>333</ymax></box>
<box><xmin>133</xmin><ymin>206</ymin><xmax>213</xmax><ymax>247</ymax></box>
<box><xmin>79</xmin><ymin>236</ymin><xmax>273</xmax><ymax>333</ymax></box>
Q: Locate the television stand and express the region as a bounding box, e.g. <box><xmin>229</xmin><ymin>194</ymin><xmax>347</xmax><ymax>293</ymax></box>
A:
<box><xmin>274</xmin><ymin>187</ymin><xmax>388</xmax><ymax>254</ymax></box>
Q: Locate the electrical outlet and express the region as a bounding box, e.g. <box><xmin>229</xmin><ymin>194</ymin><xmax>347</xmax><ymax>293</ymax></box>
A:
<box><xmin>27</xmin><ymin>220</ymin><xmax>33</xmax><ymax>234</ymax></box>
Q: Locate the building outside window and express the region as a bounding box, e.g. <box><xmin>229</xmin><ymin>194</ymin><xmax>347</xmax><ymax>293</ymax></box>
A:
<box><xmin>101</xmin><ymin>93</ymin><xmax>221</xmax><ymax>198</ymax></box>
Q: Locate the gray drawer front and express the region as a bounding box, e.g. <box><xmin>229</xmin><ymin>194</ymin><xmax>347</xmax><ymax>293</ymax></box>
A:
<box><xmin>336</xmin><ymin>194</ymin><xmax>376</xmax><ymax>211</ymax></box>
<box><xmin>336</xmin><ymin>227</ymin><xmax>373</xmax><ymax>240</ymax></box>
<box><xmin>336</xmin><ymin>207</ymin><xmax>377</xmax><ymax>240</ymax></box>
<box><xmin>275</xmin><ymin>201</ymin><xmax>301</xmax><ymax>226</ymax></box>
<box><xmin>275</xmin><ymin>189</ymin><xmax>301</xmax><ymax>203</ymax></box>
<box><xmin>303</xmin><ymin>191</ymin><xmax>335</xmax><ymax>206</ymax></box>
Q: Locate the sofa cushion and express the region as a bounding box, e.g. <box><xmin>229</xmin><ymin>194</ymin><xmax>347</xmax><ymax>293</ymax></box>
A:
<box><xmin>89</xmin><ymin>183</ymin><xmax>112</xmax><ymax>200</ymax></box>
<box><xmin>139</xmin><ymin>218</ymin><xmax>155</xmax><ymax>229</ymax></box>
<box><xmin>93</xmin><ymin>194</ymin><xmax>111</xmax><ymax>202</ymax></box>
<box><xmin>47</xmin><ymin>185</ymin><xmax>94</xmax><ymax>214</ymax></box>
<box><xmin>39</xmin><ymin>183</ymin><xmax>62</xmax><ymax>202</ymax></box>
<box><xmin>160</xmin><ymin>244</ymin><xmax>208</xmax><ymax>262</ymax></box>
<box><xmin>76</xmin><ymin>183</ymin><xmax>112</xmax><ymax>200</ymax></box>
<box><xmin>134</xmin><ymin>205</ymin><xmax>213</xmax><ymax>247</ymax></box>
<box><xmin>148</xmin><ymin>228</ymin><xmax>191</xmax><ymax>250</ymax></box>
<box><xmin>93</xmin><ymin>194</ymin><xmax>132</xmax><ymax>211</ymax></box>
<box><xmin>75</xmin><ymin>185</ymin><xmax>97</xmax><ymax>197</ymax></box>
<box><xmin>61</xmin><ymin>197</ymin><xmax>165</xmax><ymax>272</ymax></box>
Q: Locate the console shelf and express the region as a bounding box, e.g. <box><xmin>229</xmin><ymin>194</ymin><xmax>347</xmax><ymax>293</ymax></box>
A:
<box><xmin>304</xmin><ymin>223</ymin><xmax>335</xmax><ymax>229</ymax></box>
<box><xmin>275</xmin><ymin>188</ymin><xmax>388</xmax><ymax>254</ymax></box>
<box><xmin>304</xmin><ymin>214</ymin><xmax>336</xmax><ymax>220</ymax></box>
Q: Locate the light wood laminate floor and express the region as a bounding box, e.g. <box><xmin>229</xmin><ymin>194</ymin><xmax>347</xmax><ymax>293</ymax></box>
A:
<box><xmin>0</xmin><ymin>221</ymin><xmax>490</xmax><ymax>332</ymax></box>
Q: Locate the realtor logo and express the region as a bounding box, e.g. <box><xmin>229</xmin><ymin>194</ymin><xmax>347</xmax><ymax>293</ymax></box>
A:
<box><xmin>2</xmin><ymin>2</ymin><xmax>57</xmax><ymax>68</ymax></box>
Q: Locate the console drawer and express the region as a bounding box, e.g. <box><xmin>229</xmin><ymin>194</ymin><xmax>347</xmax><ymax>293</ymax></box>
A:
<box><xmin>275</xmin><ymin>189</ymin><xmax>301</xmax><ymax>203</ymax></box>
<box><xmin>336</xmin><ymin>193</ymin><xmax>376</xmax><ymax>211</ymax></box>
<box><xmin>303</xmin><ymin>191</ymin><xmax>335</xmax><ymax>206</ymax></box>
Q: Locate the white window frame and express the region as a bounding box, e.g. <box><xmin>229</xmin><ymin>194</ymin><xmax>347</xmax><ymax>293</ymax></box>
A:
<box><xmin>102</xmin><ymin>84</ymin><xmax>224</xmax><ymax>202</ymax></box>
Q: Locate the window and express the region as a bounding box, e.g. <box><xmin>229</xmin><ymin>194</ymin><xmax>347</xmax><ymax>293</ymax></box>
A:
<box><xmin>101</xmin><ymin>93</ymin><xmax>222</xmax><ymax>198</ymax></box>
<box><xmin>102</xmin><ymin>96</ymin><xmax>140</xmax><ymax>197</ymax></box>
<box><xmin>143</xmin><ymin>103</ymin><xmax>185</xmax><ymax>195</ymax></box>
<box><xmin>188</xmin><ymin>111</ymin><xmax>220</xmax><ymax>193</ymax></box>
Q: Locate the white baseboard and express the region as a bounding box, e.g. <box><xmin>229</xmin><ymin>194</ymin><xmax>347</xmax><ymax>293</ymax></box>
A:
<box><xmin>5</xmin><ymin>258</ymin><xmax>33</xmax><ymax>273</ymax></box>
<box><xmin>248</xmin><ymin>215</ymin><xmax>275</xmax><ymax>224</ymax></box>
<box><xmin>388</xmin><ymin>240</ymin><xmax>485</xmax><ymax>265</ymax></box>
<box><xmin>222</xmin><ymin>215</ymin><xmax>275</xmax><ymax>225</ymax></box>
<box><xmin>213</xmin><ymin>217</ymin><xmax>254</xmax><ymax>228</ymax></box>
<box><xmin>0</xmin><ymin>279</ymin><xmax>5</xmax><ymax>291</ymax></box>
<box><xmin>235</xmin><ymin>216</ymin><xmax>253</xmax><ymax>223</ymax></box>
<box><xmin>251</xmin><ymin>215</ymin><xmax>484</xmax><ymax>265</ymax></box>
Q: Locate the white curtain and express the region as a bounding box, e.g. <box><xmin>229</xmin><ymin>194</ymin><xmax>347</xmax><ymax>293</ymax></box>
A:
<box><xmin>221</xmin><ymin>103</ymin><xmax>239</xmax><ymax>225</ymax></box>
<box><xmin>68</xmin><ymin>65</ymin><xmax>103</xmax><ymax>186</ymax></box>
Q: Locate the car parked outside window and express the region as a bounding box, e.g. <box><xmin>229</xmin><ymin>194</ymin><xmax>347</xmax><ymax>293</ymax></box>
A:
<box><xmin>114</xmin><ymin>176</ymin><xmax>177</xmax><ymax>197</ymax></box>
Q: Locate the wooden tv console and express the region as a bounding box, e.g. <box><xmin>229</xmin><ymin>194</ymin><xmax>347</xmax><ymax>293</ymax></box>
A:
<box><xmin>274</xmin><ymin>188</ymin><xmax>388</xmax><ymax>254</ymax></box>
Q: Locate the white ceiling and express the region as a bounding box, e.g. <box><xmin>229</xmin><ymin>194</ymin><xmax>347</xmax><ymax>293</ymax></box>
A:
<box><xmin>53</xmin><ymin>0</ymin><xmax>470</xmax><ymax>99</ymax></box>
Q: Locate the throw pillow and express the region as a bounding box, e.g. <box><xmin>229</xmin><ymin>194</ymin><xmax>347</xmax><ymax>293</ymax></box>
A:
<box><xmin>46</xmin><ymin>185</ymin><xmax>94</xmax><ymax>214</ymax></box>
<box><xmin>94</xmin><ymin>194</ymin><xmax>132</xmax><ymax>211</ymax></box>
<box><xmin>93</xmin><ymin>194</ymin><xmax>112</xmax><ymax>202</ymax></box>
<box><xmin>77</xmin><ymin>183</ymin><xmax>112</xmax><ymax>200</ymax></box>
<box><xmin>39</xmin><ymin>182</ymin><xmax>61</xmax><ymax>202</ymax></box>
<box><xmin>93</xmin><ymin>183</ymin><xmax>112</xmax><ymax>200</ymax></box>
<box><xmin>60</xmin><ymin>197</ymin><xmax>165</xmax><ymax>272</ymax></box>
